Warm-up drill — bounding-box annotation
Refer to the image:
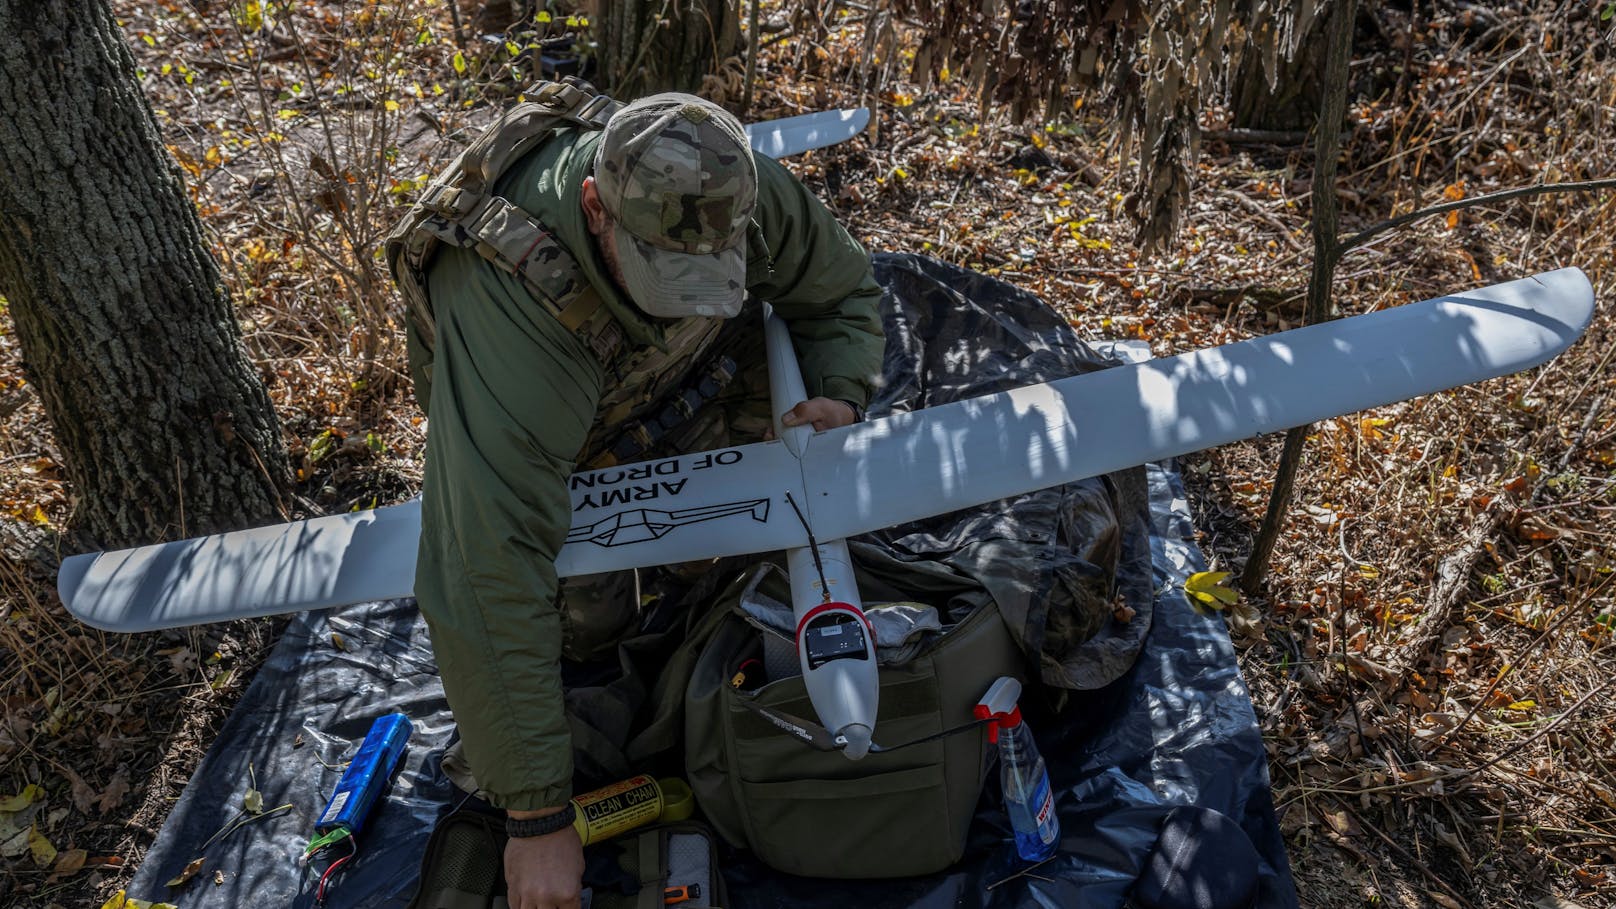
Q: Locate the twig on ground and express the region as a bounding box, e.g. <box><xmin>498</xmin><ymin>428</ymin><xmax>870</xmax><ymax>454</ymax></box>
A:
<box><xmin>1384</xmin><ymin>504</ymin><xmax>1504</xmax><ymax>687</ymax></box>
<box><xmin>1220</xmin><ymin>189</ymin><xmax>1308</xmax><ymax>253</ymax></box>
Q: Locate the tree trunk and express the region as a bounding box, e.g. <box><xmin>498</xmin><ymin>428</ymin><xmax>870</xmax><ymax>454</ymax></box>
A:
<box><xmin>0</xmin><ymin>0</ymin><xmax>290</xmax><ymax>549</ymax></box>
<box><xmin>1230</xmin><ymin>19</ymin><xmax>1331</xmax><ymax>131</ymax></box>
<box><xmin>592</xmin><ymin>0</ymin><xmax>742</xmax><ymax>98</ymax></box>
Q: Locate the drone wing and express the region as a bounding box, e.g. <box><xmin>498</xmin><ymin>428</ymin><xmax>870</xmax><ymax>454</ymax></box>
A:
<box><xmin>56</xmin><ymin>500</ymin><xmax>426</xmax><ymax>632</ymax></box>
<box><xmin>58</xmin><ymin>268</ymin><xmax>1594</xmax><ymax>631</ymax></box>
<box><xmin>58</xmin><ymin>438</ymin><xmax>809</xmax><ymax>631</ymax></box>
<box><xmin>801</xmin><ymin>268</ymin><xmax>1595</xmax><ymax>540</ymax></box>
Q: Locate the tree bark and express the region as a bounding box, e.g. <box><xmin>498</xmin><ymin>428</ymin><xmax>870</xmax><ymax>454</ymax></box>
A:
<box><xmin>593</xmin><ymin>0</ymin><xmax>742</xmax><ymax>98</ymax></box>
<box><xmin>1230</xmin><ymin>15</ymin><xmax>1331</xmax><ymax>131</ymax></box>
<box><xmin>0</xmin><ymin>0</ymin><xmax>290</xmax><ymax>549</ymax></box>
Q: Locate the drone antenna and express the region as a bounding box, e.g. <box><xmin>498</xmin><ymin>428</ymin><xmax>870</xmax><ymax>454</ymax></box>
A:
<box><xmin>783</xmin><ymin>491</ymin><xmax>832</xmax><ymax>602</ymax></box>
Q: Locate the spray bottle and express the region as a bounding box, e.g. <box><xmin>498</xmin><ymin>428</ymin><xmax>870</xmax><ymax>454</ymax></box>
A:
<box><xmin>975</xmin><ymin>677</ymin><xmax>1059</xmax><ymax>862</ymax></box>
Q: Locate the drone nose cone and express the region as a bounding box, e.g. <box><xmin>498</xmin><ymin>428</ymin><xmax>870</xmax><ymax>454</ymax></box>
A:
<box><xmin>838</xmin><ymin>724</ymin><xmax>874</xmax><ymax>760</ymax></box>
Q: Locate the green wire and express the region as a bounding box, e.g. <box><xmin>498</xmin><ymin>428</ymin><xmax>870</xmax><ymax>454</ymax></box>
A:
<box><xmin>302</xmin><ymin>826</ymin><xmax>352</xmax><ymax>863</ymax></box>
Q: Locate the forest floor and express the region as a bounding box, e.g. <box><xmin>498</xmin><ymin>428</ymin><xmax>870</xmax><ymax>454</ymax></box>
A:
<box><xmin>2</xmin><ymin>2</ymin><xmax>1615</xmax><ymax>908</ymax></box>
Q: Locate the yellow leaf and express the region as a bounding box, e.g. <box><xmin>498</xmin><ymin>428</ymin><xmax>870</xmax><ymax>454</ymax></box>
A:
<box><xmin>165</xmin><ymin>856</ymin><xmax>206</xmax><ymax>887</ymax></box>
<box><xmin>28</xmin><ymin>823</ymin><xmax>57</xmax><ymax>867</ymax></box>
<box><xmin>210</xmin><ymin>668</ymin><xmax>234</xmax><ymax>691</ymax></box>
<box><xmin>1506</xmin><ymin>699</ymin><xmax>1536</xmax><ymax>712</ymax></box>
<box><xmin>1358</xmin><ymin>564</ymin><xmax>1380</xmax><ymax>579</ymax></box>
<box><xmin>244</xmin><ymin>787</ymin><xmax>263</xmax><ymax>814</ymax></box>
<box><xmin>28</xmin><ymin>504</ymin><xmax>51</xmax><ymax>526</ymax></box>
<box><xmin>98</xmin><ymin>892</ymin><xmax>129</xmax><ymax>909</ymax></box>
<box><xmin>0</xmin><ymin>784</ymin><xmax>44</xmax><ymax>813</ymax></box>
<box><xmin>331</xmin><ymin>632</ymin><xmax>349</xmax><ymax>652</ymax></box>
<box><xmin>167</xmin><ymin>144</ymin><xmax>201</xmax><ymax>177</ymax></box>
<box><xmin>452</xmin><ymin>50</ymin><xmax>467</xmax><ymax>75</ymax></box>
<box><xmin>384</xmin><ymin>99</ymin><xmax>400</xmax><ymax>112</ymax></box>
<box><xmin>204</xmin><ymin>145</ymin><xmax>223</xmax><ymax>167</ymax></box>
<box><xmin>1185</xmin><ymin>571</ymin><xmax>1239</xmax><ymax>609</ymax></box>
<box><xmin>142</xmin><ymin>34</ymin><xmax>156</xmax><ymax>46</ymax></box>
<box><xmin>232</xmin><ymin>0</ymin><xmax>266</xmax><ymax>31</ymax></box>
<box><xmin>276</xmin><ymin>109</ymin><xmax>300</xmax><ymax>120</ymax></box>
<box><xmin>534</xmin><ymin>10</ymin><xmax>552</xmax><ymax>22</ymax></box>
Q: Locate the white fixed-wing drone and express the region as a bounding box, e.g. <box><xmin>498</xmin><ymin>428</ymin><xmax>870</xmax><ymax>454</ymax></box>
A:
<box><xmin>52</xmin><ymin>108</ymin><xmax>1599</xmax><ymax>760</ymax></box>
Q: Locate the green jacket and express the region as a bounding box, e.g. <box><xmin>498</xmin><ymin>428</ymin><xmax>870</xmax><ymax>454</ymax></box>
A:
<box><xmin>407</xmin><ymin>126</ymin><xmax>883</xmax><ymax>810</ymax></box>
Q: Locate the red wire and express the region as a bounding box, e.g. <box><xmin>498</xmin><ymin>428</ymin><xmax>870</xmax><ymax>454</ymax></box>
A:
<box><xmin>315</xmin><ymin>836</ymin><xmax>359</xmax><ymax>906</ymax></box>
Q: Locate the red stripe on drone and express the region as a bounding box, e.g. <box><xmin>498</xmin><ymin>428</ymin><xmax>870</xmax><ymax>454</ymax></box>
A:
<box><xmin>794</xmin><ymin>601</ymin><xmax>876</xmax><ymax>647</ymax></box>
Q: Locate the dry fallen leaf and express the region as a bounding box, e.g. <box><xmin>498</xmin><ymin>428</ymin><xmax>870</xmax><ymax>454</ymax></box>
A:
<box><xmin>0</xmin><ymin>825</ymin><xmax>28</xmax><ymax>860</ymax></box>
<box><xmin>53</xmin><ymin>847</ymin><xmax>87</xmax><ymax>875</ymax></box>
<box><xmin>165</xmin><ymin>856</ymin><xmax>206</xmax><ymax>887</ymax></box>
<box><xmin>64</xmin><ymin>768</ymin><xmax>97</xmax><ymax>814</ymax></box>
<box><xmin>98</xmin><ymin>767</ymin><xmax>131</xmax><ymax>815</ymax></box>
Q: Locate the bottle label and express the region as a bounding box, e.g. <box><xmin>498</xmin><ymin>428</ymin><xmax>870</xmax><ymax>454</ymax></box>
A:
<box><xmin>570</xmin><ymin>775</ymin><xmax>663</xmax><ymax>845</ymax></box>
<box><xmin>1030</xmin><ymin>775</ymin><xmax>1057</xmax><ymax>844</ymax></box>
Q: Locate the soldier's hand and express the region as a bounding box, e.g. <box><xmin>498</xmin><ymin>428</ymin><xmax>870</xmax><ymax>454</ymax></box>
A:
<box><xmin>778</xmin><ymin>397</ymin><xmax>857</xmax><ymax>432</ymax></box>
<box><xmin>504</xmin><ymin>817</ymin><xmax>584</xmax><ymax>909</ymax></box>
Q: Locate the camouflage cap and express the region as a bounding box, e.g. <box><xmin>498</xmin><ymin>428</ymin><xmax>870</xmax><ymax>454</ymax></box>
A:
<box><xmin>593</xmin><ymin>93</ymin><xmax>756</xmax><ymax>319</ymax></box>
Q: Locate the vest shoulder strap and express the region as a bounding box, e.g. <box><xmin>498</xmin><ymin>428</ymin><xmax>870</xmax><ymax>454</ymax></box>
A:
<box><xmin>385</xmin><ymin>78</ymin><xmax>624</xmax><ymax>361</ymax></box>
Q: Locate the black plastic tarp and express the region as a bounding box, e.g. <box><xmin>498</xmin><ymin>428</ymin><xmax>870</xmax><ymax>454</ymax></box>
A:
<box><xmin>127</xmin><ymin>256</ymin><xmax>1296</xmax><ymax>908</ymax></box>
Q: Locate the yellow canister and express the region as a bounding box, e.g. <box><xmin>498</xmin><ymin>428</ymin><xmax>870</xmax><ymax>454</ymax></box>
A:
<box><xmin>569</xmin><ymin>775</ymin><xmax>694</xmax><ymax>846</ymax></box>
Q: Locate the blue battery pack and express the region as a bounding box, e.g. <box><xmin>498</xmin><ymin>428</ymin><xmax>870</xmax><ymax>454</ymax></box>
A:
<box><xmin>316</xmin><ymin>713</ymin><xmax>413</xmax><ymax>835</ymax></box>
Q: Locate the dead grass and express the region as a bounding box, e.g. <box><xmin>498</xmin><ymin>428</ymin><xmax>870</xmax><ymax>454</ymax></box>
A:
<box><xmin>2</xmin><ymin>1</ymin><xmax>1613</xmax><ymax>907</ymax></box>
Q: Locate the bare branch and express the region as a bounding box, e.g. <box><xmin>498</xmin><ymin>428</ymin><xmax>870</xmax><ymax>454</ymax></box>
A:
<box><xmin>1240</xmin><ymin>0</ymin><xmax>1358</xmax><ymax>595</ymax></box>
<box><xmin>1341</xmin><ymin>177</ymin><xmax>1616</xmax><ymax>254</ymax></box>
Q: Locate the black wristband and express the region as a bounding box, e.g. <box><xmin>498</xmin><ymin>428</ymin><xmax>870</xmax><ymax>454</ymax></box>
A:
<box><xmin>837</xmin><ymin>399</ymin><xmax>866</xmax><ymax>423</ymax></box>
<box><xmin>505</xmin><ymin>802</ymin><xmax>576</xmax><ymax>838</ymax></box>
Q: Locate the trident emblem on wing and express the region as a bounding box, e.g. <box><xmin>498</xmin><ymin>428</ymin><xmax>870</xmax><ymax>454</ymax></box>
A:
<box><xmin>565</xmin><ymin>499</ymin><xmax>772</xmax><ymax>548</ymax></box>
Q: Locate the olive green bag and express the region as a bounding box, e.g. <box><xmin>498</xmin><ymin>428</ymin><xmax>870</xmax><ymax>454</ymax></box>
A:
<box><xmin>683</xmin><ymin>565</ymin><xmax>1024</xmax><ymax>879</ymax></box>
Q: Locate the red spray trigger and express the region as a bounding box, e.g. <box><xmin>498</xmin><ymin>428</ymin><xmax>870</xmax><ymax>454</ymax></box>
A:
<box><xmin>973</xmin><ymin>676</ymin><xmax>1023</xmax><ymax>744</ymax></box>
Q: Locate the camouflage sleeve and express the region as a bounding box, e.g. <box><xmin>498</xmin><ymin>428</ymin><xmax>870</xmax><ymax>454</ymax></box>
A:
<box><xmin>413</xmin><ymin>244</ymin><xmax>605</xmax><ymax>811</ymax></box>
<box><xmin>748</xmin><ymin>154</ymin><xmax>885</xmax><ymax>407</ymax></box>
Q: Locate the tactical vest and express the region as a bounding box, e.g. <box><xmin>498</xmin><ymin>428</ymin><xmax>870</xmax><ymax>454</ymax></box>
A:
<box><xmin>386</xmin><ymin>78</ymin><xmax>733</xmax><ymax>467</ymax></box>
